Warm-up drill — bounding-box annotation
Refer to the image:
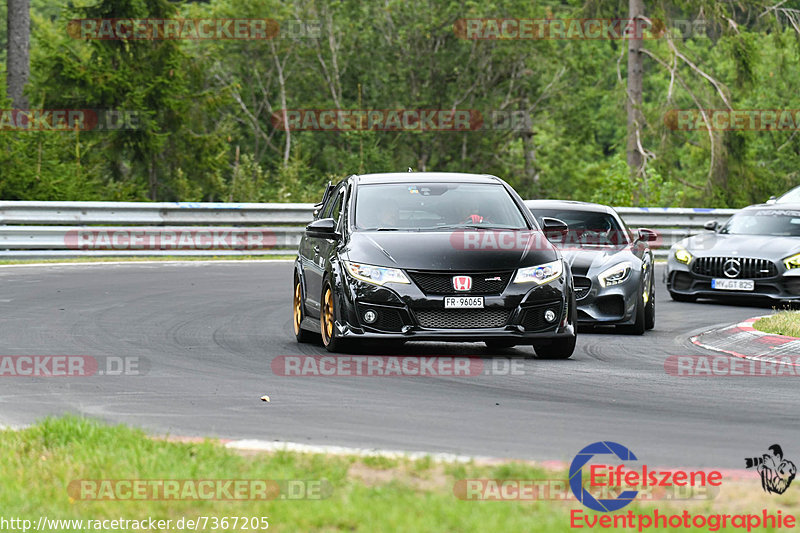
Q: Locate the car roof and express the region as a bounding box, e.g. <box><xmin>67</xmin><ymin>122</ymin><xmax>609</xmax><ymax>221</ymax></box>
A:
<box><xmin>777</xmin><ymin>185</ymin><xmax>800</xmax><ymax>199</ymax></box>
<box><xmin>524</xmin><ymin>199</ymin><xmax>617</xmax><ymax>215</ymax></box>
<box><xmin>742</xmin><ymin>202</ymin><xmax>800</xmax><ymax>211</ymax></box>
<box><xmin>353</xmin><ymin>172</ymin><xmax>502</xmax><ymax>185</ymax></box>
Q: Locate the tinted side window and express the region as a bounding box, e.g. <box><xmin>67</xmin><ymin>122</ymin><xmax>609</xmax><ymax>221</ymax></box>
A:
<box><xmin>321</xmin><ymin>186</ymin><xmax>342</xmax><ymax>219</ymax></box>
<box><xmin>329</xmin><ymin>190</ymin><xmax>344</xmax><ymax>224</ymax></box>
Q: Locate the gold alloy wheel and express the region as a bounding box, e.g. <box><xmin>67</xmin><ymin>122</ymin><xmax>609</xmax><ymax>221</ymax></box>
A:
<box><xmin>321</xmin><ymin>287</ymin><xmax>334</xmax><ymax>345</ymax></box>
<box><xmin>293</xmin><ymin>282</ymin><xmax>302</xmax><ymax>335</ymax></box>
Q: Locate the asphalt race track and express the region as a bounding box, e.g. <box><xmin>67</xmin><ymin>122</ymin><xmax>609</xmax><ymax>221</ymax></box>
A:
<box><xmin>1</xmin><ymin>261</ymin><xmax>796</xmax><ymax>469</ymax></box>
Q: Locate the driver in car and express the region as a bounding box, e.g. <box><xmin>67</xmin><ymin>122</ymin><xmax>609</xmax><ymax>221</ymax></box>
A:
<box><xmin>461</xmin><ymin>199</ymin><xmax>485</xmax><ymax>224</ymax></box>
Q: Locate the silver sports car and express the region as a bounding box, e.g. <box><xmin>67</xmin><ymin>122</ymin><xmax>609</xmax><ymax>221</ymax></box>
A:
<box><xmin>527</xmin><ymin>200</ymin><xmax>657</xmax><ymax>334</ymax></box>
<box><xmin>667</xmin><ymin>203</ymin><xmax>800</xmax><ymax>303</ymax></box>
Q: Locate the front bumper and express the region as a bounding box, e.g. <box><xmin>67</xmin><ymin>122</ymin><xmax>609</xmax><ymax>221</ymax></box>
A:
<box><xmin>572</xmin><ymin>272</ymin><xmax>644</xmax><ymax>326</ymax></box>
<box><xmin>666</xmin><ymin>257</ymin><xmax>800</xmax><ymax>301</ymax></box>
<box><xmin>333</xmin><ymin>270</ymin><xmax>576</xmax><ymax>343</ymax></box>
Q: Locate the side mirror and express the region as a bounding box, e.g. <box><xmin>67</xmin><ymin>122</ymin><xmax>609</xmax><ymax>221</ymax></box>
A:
<box><xmin>306</xmin><ymin>218</ymin><xmax>339</xmax><ymax>239</ymax></box>
<box><xmin>766</xmin><ymin>196</ymin><xmax>777</xmax><ymax>205</ymax></box>
<box><xmin>703</xmin><ymin>220</ymin><xmax>719</xmax><ymax>231</ymax></box>
<box><xmin>637</xmin><ymin>228</ymin><xmax>658</xmax><ymax>242</ymax></box>
<box><xmin>541</xmin><ymin>217</ymin><xmax>569</xmax><ymax>241</ymax></box>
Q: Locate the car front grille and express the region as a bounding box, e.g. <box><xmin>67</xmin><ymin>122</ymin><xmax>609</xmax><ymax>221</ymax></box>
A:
<box><xmin>415</xmin><ymin>308</ymin><xmax>511</xmax><ymax>329</ymax></box>
<box><xmin>521</xmin><ymin>301</ymin><xmax>563</xmax><ymax>332</ymax></box>
<box><xmin>407</xmin><ymin>270</ymin><xmax>513</xmax><ymax>295</ymax></box>
<box><xmin>596</xmin><ymin>295</ymin><xmax>625</xmax><ymax>318</ymax></box>
<box><xmin>692</xmin><ymin>257</ymin><xmax>777</xmax><ymax>279</ymax></box>
<box><xmin>574</xmin><ymin>276</ymin><xmax>591</xmax><ymax>300</ymax></box>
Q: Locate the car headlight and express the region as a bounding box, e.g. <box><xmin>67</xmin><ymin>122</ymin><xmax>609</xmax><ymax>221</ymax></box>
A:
<box><xmin>784</xmin><ymin>253</ymin><xmax>800</xmax><ymax>270</ymax></box>
<box><xmin>674</xmin><ymin>248</ymin><xmax>693</xmax><ymax>264</ymax></box>
<box><xmin>598</xmin><ymin>261</ymin><xmax>632</xmax><ymax>287</ymax></box>
<box><xmin>513</xmin><ymin>260</ymin><xmax>563</xmax><ymax>285</ymax></box>
<box><xmin>343</xmin><ymin>261</ymin><xmax>410</xmax><ymax>286</ymax></box>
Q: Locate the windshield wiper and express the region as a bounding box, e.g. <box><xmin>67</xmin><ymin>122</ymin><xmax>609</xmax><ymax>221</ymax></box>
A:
<box><xmin>423</xmin><ymin>224</ymin><xmax>521</xmax><ymax>231</ymax></box>
<box><xmin>363</xmin><ymin>227</ymin><xmax>423</xmax><ymax>232</ymax></box>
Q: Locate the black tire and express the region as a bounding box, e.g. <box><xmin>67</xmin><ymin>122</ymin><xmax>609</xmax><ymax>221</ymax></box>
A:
<box><xmin>293</xmin><ymin>276</ymin><xmax>316</xmax><ymax>343</ymax></box>
<box><xmin>629</xmin><ymin>302</ymin><xmax>646</xmax><ymax>335</ymax></box>
<box><xmin>620</xmin><ymin>285</ymin><xmax>646</xmax><ymax>335</ymax></box>
<box><xmin>320</xmin><ymin>280</ymin><xmax>348</xmax><ymax>353</ymax></box>
<box><xmin>484</xmin><ymin>340</ymin><xmax>517</xmax><ymax>350</ymax></box>
<box><xmin>644</xmin><ymin>278</ymin><xmax>655</xmax><ymax>330</ymax></box>
<box><xmin>534</xmin><ymin>335</ymin><xmax>576</xmax><ymax>359</ymax></box>
<box><xmin>669</xmin><ymin>291</ymin><xmax>697</xmax><ymax>303</ymax></box>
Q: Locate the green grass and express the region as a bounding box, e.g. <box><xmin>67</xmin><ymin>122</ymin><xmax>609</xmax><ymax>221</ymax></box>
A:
<box><xmin>0</xmin><ymin>255</ymin><xmax>297</xmax><ymax>265</ymax></box>
<box><xmin>0</xmin><ymin>417</ymin><xmax>790</xmax><ymax>532</ymax></box>
<box><xmin>754</xmin><ymin>311</ymin><xmax>800</xmax><ymax>338</ymax></box>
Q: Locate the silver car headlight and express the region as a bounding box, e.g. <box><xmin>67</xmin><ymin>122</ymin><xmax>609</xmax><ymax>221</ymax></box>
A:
<box><xmin>513</xmin><ymin>260</ymin><xmax>563</xmax><ymax>285</ymax></box>
<box><xmin>598</xmin><ymin>261</ymin><xmax>632</xmax><ymax>287</ymax></box>
<box><xmin>343</xmin><ymin>261</ymin><xmax>410</xmax><ymax>286</ymax></box>
<box><xmin>784</xmin><ymin>253</ymin><xmax>800</xmax><ymax>270</ymax></box>
<box><xmin>674</xmin><ymin>248</ymin><xmax>693</xmax><ymax>264</ymax></box>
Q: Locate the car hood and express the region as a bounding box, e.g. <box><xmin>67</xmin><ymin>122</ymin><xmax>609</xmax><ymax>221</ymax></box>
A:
<box><xmin>559</xmin><ymin>247</ymin><xmax>634</xmax><ymax>277</ymax></box>
<box><xmin>676</xmin><ymin>233</ymin><xmax>800</xmax><ymax>260</ymax></box>
<box><xmin>342</xmin><ymin>230</ymin><xmax>559</xmax><ymax>271</ymax></box>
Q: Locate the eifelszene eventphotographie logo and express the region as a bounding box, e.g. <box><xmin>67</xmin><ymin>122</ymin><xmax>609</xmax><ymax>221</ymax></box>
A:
<box><xmin>569</xmin><ymin>441</ymin><xmax>722</xmax><ymax>512</ymax></box>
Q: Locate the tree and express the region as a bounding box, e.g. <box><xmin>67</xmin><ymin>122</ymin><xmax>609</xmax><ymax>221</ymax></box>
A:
<box><xmin>6</xmin><ymin>0</ymin><xmax>30</xmax><ymax>108</ymax></box>
<box><xmin>626</xmin><ymin>0</ymin><xmax>645</xmax><ymax>188</ymax></box>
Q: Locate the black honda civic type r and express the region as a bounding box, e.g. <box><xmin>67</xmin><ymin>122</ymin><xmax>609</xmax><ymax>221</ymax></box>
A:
<box><xmin>292</xmin><ymin>172</ymin><xmax>577</xmax><ymax>357</ymax></box>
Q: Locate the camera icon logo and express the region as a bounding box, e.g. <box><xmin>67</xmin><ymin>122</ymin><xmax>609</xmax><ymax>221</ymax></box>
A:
<box><xmin>745</xmin><ymin>444</ymin><xmax>796</xmax><ymax>495</ymax></box>
<box><xmin>569</xmin><ymin>441</ymin><xmax>639</xmax><ymax>512</ymax></box>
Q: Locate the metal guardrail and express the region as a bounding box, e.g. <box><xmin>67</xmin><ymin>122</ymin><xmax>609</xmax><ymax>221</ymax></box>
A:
<box><xmin>0</xmin><ymin>201</ymin><xmax>736</xmax><ymax>259</ymax></box>
<box><xmin>614</xmin><ymin>207</ymin><xmax>736</xmax><ymax>258</ymax></box>
<box><xmin>0</xmin><ymin>201</ymin><xmax>314</xmax><ymax>225</ymax></box>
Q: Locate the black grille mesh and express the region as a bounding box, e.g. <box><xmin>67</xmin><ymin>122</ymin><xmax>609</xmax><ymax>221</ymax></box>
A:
<box><xmin>415</xmin><ymin>308</ymin><xmax>511</xmax><ymax>329</ymax></box>
<box><xmin>357</xmin><ymin>304</ymin><xmax>405</xmax><ymax>332</ymax></box>
<box><xmin>521</xmin><ymin>301</ymin><xmax>563</xmax><ymax>332</ymax></box>
<box><xmin>574</xmin><ymin>276</ymin><xmax>591</xmax><ymax>300</ymax></box>
<box><xmin>407</xmin><ymin>271</ymin><xmax>513</xmax><ymax>295</ymax></box>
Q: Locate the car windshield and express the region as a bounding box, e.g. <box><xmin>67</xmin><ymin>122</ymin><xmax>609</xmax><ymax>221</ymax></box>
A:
<box><xmin>720</xmin><ymin>209</ymin><xmax>800</xmax><ymax>236</ymax></box>
<box><xmin>777</xmin><ymin>186</ymin><xmax>800</xmax><ymax>203</ymax></box>
<box><xmin>354</xmin><ymin>182</ymin><xmax>529</xmax><ymax>230</ymax></box>
<box><xmin>531</xmin><ymin>208</ymin><xmax>629</xmax><ymax>246</ymax></box>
